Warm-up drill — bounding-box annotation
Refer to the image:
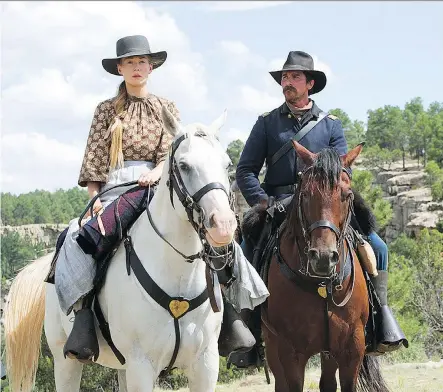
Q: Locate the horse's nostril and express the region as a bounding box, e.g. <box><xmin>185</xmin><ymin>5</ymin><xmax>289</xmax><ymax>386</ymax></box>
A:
<box><xmin>331</xmin><ymin>250</ymin><xmax>339</xmax><ymax>265</ymax></box>
<box><xmin>209</xmin><ymin>214</ymin><xmax>216</xmax><ymax>228</ymax></box>
<box><xmin>307</xmin><ymin>248</ymin><xmax>319</xmax><ymax>261</ymax></box>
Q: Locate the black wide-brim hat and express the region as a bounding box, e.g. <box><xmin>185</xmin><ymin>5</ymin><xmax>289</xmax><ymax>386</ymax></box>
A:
<box><xmin>269</xmin><ymin>51</ymin><xmax>327</xmax><ymax>95</ymax></box>
<box><xmin>102</xmin><ymin>35</ymin><xmax>167</xmax><ymax>76</ymax></box>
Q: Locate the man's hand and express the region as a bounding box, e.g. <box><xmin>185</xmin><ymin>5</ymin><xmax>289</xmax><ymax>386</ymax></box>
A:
<box><xmin>258</xmin><ymin>198</ymin><xmax>269</xmax><ymax>209</ymax></box>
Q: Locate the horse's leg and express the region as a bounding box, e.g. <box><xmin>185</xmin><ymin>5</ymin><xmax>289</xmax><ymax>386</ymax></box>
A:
<box><xmin>263</xmin><ymin>328</ymin><xmax>288</xmax><ymax>392</ymax></box>
<box><xmin>45</xmin><ymin>288</ymin><xmax>83</xmax><ymax>391</ymax></box>
<box><xmin>338</xmin><ymin>355</ymin><xmax>363</xmax><ymax>392</ymax></box>
<box><xmin>52</xmin><ymin>353</ymin><xmax>84</xmax><ymax>392</ymax></box>
<box><xmin>337</xmin><ymin>332</ymin><xmax>365</xmax><ymax>392</ymax></box>
<box><xmin>125</xmin><ymin>358</ymin><xmax>156</xmax><ymax>392</ymax></box>
<box><xmin>118</xmin><ymin>370</ymin><xmax>128</xmax><ymax>392</ymax></box>
<box><xmin>186</xmin><ymin>339</ymin><xmax>219</xmax><ymax>392</ymax></box>
<box><xmin>278</xmin><ymin>343</ymin><xmax>308</xmax><ymax>392</ymax></box>
<box><xmin>319</xmin><ymin>353</ymin><xmax>338</xmax><ymax>392</ymax></box>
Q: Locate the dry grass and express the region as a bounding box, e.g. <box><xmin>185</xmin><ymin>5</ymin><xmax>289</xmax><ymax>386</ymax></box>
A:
<box><xmin>155</xmin><ymin>361</ymin><xmax>443</xmax><ymax>392</ymax></box>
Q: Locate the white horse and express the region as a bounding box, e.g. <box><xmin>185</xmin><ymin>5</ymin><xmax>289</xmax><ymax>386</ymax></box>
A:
<box><xmin>4</xmin><ymin>106</ymin><xmax>238</xmax><ymax>392</ymax></box>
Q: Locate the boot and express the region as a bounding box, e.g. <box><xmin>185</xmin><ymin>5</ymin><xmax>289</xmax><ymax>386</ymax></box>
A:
<box><xmin>63</xmin><ymin>297</ymin><xmax>99</xmax><ymax>363</ymax></box>
<box><xmin>226</xmin><ymin>306</ymin><xmax>264</xmax><ymax>369</ymax></box>
<box><xmin>370</xmin><ymin>270</ymin><xmax>409</xmax><ymax>354</ymax></box>
<box><xmin>218</xmin><ymin>297</ymin><xmax>256</xmax><ymax>358</ymax></box>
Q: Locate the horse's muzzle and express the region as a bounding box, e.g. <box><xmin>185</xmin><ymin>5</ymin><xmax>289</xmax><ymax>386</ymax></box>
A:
<box><xmin>205</xmin><ymin>210</ymin><xmax>237</xmax><ymax>247</ymax></box>
<box><xmin>307</xmin><ymin>248</ymin><xmax>339</xmax><ymax>276</ymax></box>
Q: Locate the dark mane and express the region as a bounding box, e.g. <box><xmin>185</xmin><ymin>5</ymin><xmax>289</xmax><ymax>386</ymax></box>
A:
<box><xmin>305</xmin><ymin>147</ymin><xmax>342</xmax><ymax>193</ymax></box>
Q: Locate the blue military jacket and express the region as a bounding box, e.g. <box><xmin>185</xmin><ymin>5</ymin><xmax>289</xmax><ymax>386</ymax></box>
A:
<box><xmin>236</xmin><ymin>100</ymin><xmax>348</xmax><ymax>207</ymax></box>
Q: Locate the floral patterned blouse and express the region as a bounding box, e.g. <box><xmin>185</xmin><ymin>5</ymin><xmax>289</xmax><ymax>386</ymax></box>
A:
<box><xmin>78</xmin><ymin>93</ymin><xmax>180</xmax><ymax>187</ymax></box>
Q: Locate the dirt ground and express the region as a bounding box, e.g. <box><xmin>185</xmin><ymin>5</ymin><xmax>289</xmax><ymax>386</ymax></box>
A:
<box><xmin>156</xmin><ymin>360</ymin><xmax>443</xmax><ymax>392</ymax></box>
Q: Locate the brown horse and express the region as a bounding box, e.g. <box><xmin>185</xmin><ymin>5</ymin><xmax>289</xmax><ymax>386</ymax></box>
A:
<box><xmin>261</xmin><ymin>141</ymin><xmax>390</xmax><ymax>392</ymax></box>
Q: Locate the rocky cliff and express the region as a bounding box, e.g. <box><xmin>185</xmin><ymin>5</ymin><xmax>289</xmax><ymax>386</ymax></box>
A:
<box><xmin>0</xmin><ymin>223</ymin><xmax>68</xmax><ymax>246</ymax></box>
<box><xmin>365</xmin><ymin>160</ymin><xmax>443</xmax><ymax>242</ymax></box>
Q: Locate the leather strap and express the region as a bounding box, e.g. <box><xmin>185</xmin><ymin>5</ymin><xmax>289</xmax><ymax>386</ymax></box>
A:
<box><xmin>93</xmin><ymin>299</ymin><xmax>126</xmax><ymax>365</ymax></box>
<box><xmin>124</xmin><ymin>235</ymin><xmax>209</xmax><ymax>317</ymax></box>
<box><xmin>193</xmin><ymin>182</ymin><xmax>227</xmax><ymax>202</ymax></box>
<box><xmin>267</xmin><ymin>184</ymin><xmax>296</xmax><ymax>197</ymax></box>
<box><xmin>307</xmin><ymin>220</ymin><xmax>341</xmax><ymax>238</ymax></box>
<box><xmin>124</xmin><ymin>235</ymin><xmax>209</xmax><ymax>374</ymax></box>
<box><xmin>268</xmin><ymin>112</ymin><xmax>328</xmax><ymax>167</ymax></box>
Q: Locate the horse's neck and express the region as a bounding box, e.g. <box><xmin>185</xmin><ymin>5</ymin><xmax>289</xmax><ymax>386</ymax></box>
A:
<box><xmin>282</xmin><ymin>199</ymin><xmax>306</xmax><ymax>268</ymax></box>
<box><xmin>129</xmin><ymin>183</ymin><xmax>206</xmax><ymax>297</ymax></box>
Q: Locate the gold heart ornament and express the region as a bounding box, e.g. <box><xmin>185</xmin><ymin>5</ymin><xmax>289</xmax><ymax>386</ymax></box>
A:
<box><xmin>317</xmin><ymin>286</ymin><xmax>327</xmax><ymax>298</ymax></box>
<box><xmin>169</xmin><ymin>300</ymin><xmax>190</xmax><ymax>319</ymax></box>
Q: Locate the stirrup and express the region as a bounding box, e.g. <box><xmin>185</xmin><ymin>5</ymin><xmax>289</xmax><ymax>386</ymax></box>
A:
<box><xmin>374</xmin><ymin>305</ymin><xmax>409</xmax><ymax>354</ymax></box>
<box><xmin>218</xmin><ymin>300</ymin><xmax>256</xmax><ymax>357</ymax></box>
<box><xmin>63</xmin><ymin>308</ymin><xmax>99</xmax><ymax>363</ymax></box>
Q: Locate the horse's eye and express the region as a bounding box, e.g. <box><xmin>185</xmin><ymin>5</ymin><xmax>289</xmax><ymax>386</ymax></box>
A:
<box><xmin>179</xmin><ymin>161</ymin><xmax>191</xmax><ymax>173</ymax></box>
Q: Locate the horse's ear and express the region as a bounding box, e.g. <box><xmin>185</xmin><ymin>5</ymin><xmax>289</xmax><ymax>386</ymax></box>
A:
<box><xmin>209</xmin><ymin>109</ymin><xmax>227</xmax><ymax>135</ymax></box>
<box><xmin>161</xmin><ymin>105</ymin><xmax>181</xmax><ymax>137</ymax></box>
<box><xmin>292</xmin><ymin>140</ymin><xmax>315</xmax><ymax>165</ymax></box>
<box><xmin>342</xmin><ymin>142</ymin><xmax>364</xmax><ymax>168</ymax></box>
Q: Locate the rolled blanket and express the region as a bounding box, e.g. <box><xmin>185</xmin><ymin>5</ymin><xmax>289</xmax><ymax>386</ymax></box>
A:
<box><xmin>76</xmin><ymin>185</ymin><xmax>154</xmax><ymax>262</ymax></box>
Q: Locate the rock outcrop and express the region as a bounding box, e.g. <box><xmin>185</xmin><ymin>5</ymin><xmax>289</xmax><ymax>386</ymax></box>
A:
<box><xmin>0</xmin><ymin>223</ymin><xmax>68</xmax><ymax>246</ymax></box>
<box><xmin>358</xmin><ymin>159</ymin><xmax>442</xmax><ymax>242</ymax></box>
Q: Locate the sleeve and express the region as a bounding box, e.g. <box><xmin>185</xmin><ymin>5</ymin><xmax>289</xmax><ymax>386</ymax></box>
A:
<box><xmin>156</xmin><ymin>100</ymin><xmax>180</xmax><ymax>164</ymax></box>
<box><xmin>235</xmin><ymin>115</ymin><xmax>268</xmax><ymax>207</ymax></box>
<box><xmin>77</xmin><ymin>101</ymin><xmax>113</xmax><ymax>187</ymax></box>
<box><xmin>329</xmin><ymin>118</ymin><xmax>348</xmax><ymax>156</ymax></box>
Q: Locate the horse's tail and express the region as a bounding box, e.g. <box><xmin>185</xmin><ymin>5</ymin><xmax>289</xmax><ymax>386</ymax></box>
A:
<box><xmin>4</xmin><ymin>252</ymin><xmax>53</xmax><ymax>392</ymax></box>
<box><xmin>357</xmin><ymin>354</ymin><xmax>391</xmax><ymax>392</ymax></box>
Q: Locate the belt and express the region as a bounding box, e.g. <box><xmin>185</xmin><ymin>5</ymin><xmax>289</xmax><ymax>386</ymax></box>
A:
<box><xmin>265</xmin><ymin>184</ymin><xmax>296</xmax><ymax>197</ymax></box>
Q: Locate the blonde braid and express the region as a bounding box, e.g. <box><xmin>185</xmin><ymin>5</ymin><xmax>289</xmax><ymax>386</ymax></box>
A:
<box><xmin>108</xmin><ymin>81</ymin><xmax>127</xmax><ymax>170</ymax></box>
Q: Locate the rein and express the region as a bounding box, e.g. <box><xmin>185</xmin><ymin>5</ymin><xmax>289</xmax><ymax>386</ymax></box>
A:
<box><xmin>292</xmin><ymin>165</ymin><xmax>354</xmax><ymax>284</ymax></box>
<box><xmin>78</xmin><ymin>180</ymin><xmax>139</xmax><ymax>226</ymax></box>
<box><xmin>147</xmin><ymin>133</ymin><xmax>235</xmax><ymax>272</ymax></box>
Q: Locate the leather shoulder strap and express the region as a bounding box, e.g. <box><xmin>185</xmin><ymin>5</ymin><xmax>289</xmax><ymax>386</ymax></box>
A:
<box><xmin>268</xmin><ymin>111</ymin><xmax>328</xmax><ymax>167</ymax></box>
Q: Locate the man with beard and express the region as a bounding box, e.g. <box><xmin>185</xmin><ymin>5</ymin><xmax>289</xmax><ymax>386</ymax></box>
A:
<box><xmin>232</xmin><ymin>51</ymin><xmax>408</xmax><ymax>368</ymax></box>
<box><xmin>236</xmin><ymin>51</ymin><xmax>346</xmax><ymax>209</ymax></box>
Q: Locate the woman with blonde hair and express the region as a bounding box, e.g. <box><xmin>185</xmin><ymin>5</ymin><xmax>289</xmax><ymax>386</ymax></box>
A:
<box><xmin>54</xmin><ymin>35</ymin><xmax>259</xmax><ymax>363</ymax></box>
<box><xmin>54</xmin><ymin>35</ymin><xmax>181</xmax><ymax>361</ymax></box>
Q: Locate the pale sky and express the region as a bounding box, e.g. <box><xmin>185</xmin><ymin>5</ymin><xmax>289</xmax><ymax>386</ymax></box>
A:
<box><xmin>1</xmin><ymin>1</ymin><xmax>442</xmax><ymax>194</ymax></box>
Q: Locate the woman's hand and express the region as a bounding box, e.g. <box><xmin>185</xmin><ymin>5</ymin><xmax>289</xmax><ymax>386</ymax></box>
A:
<box><xmin>86</xmin><ymin>181</ymin><xmax>104</xmax><ymax>215</ymax></box>
<box><xmin>138</xmin><ymin>167</ymin><xmax>162</xmax><ymax>187</ymax></box>
<box><xmin>92</xmin><ymin>198</ymin><xmax>104</xmax><ymax>215</ymax></box>
<box><xmin>81</xmin><ymin>197</ymin><xmax>104</xmax><ymax>227</ymax></box>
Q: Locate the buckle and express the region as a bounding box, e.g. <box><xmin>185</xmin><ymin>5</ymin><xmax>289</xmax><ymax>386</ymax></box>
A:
<box><xmin>276</xmin><ymin>203</ymin><xmax>285</xmax><ymax>213</ymax></box>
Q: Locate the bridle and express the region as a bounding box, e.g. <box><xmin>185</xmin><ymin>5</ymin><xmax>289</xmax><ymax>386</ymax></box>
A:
<box><xmin>294</xmin><ymin>165</ymin><xmax>354</xmax><ymax>280</ymax></box>
<box><xmin>146</xmin><ymin>132</ymin><xmax>235</xmax><ymax>273</ymax></box>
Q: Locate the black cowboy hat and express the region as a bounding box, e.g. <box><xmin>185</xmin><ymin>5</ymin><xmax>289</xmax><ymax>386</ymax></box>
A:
<box><xmin>269</xmin><ymin>51</ymin><xmax>327</xmax><ymax>95</ymax></box>
<box><xmin>102</xmin><ymin>35</ymin><xmax>167</xmax><ymax>76</ymax></box>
